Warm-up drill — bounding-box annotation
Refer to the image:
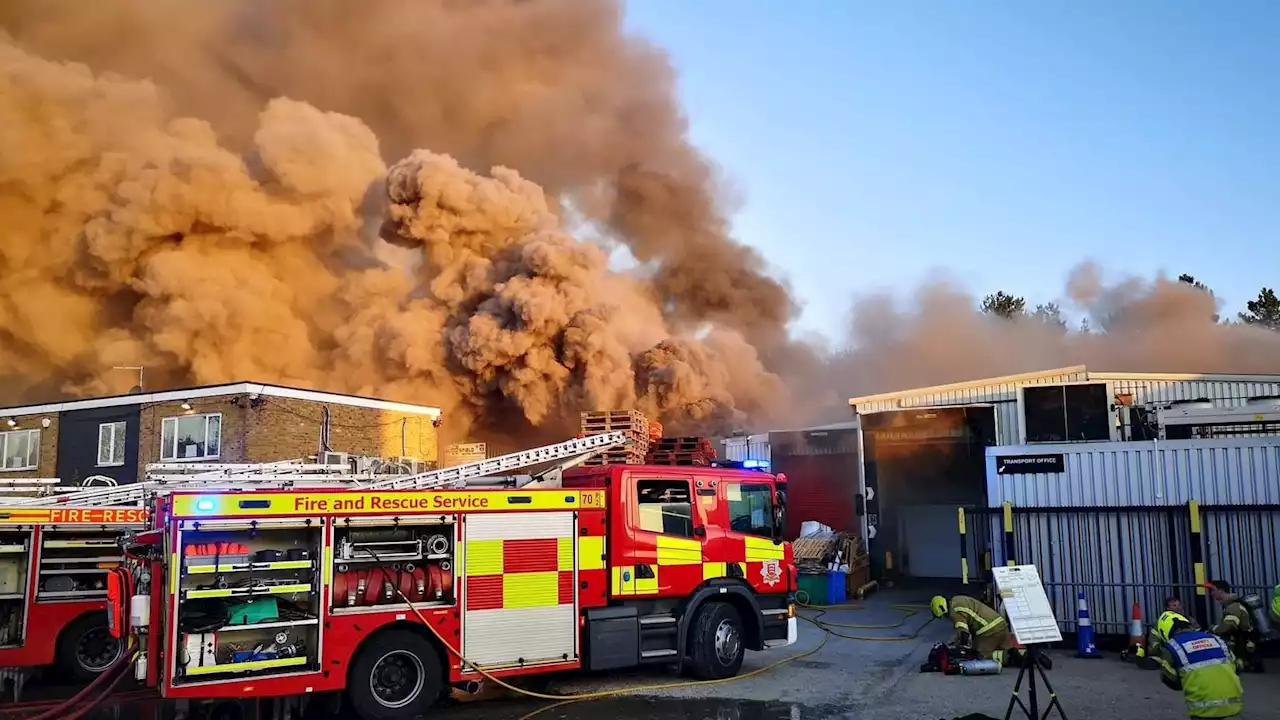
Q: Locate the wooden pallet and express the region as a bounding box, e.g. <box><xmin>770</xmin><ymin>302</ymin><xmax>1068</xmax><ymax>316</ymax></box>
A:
<box><xmin>652</xmin><ymin>436</ymin><xmax>715</xmax><ymax>452</ymax></box>
<box><xmin>581</xmin><ymin>410</ymin><xmax>649</xmax><ymax>435</ymax></box>
<box><xmin>644</xmin><ymin>456</ymin><xmax>711</xmax><ymax>467</ymax></box>
<box><xmin>580</xmin><ymin>428</ymin><xmax>650</xmax><ymax>446</ymax></box>
<box><xmin>584</xmin><ymin>449</ymin><xmax>647</xmax><ymax>466</ymax></box>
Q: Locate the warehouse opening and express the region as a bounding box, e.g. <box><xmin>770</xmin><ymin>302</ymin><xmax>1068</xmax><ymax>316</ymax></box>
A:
<box><xmin>860</xmin><ymin>406</ymin><xmax>996</xmax><ymax>582</ymax></box>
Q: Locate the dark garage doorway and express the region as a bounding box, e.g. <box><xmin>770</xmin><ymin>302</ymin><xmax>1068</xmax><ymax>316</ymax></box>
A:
<box><xmin>861</xmin><ymin>406</ymin><xmax>996</xmax><ymax>581</ymax></box>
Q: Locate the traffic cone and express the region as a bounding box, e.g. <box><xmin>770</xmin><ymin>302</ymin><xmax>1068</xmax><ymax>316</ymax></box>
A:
<box><xmin>1076</xmin><ymin>591</ymin><xmax>1101</xmax><ymax>658</ymax></box>
<box><xmin>1127</xmin><ymin>601</ymin><xmax>1145</xmax><ymax>651</ymax></box>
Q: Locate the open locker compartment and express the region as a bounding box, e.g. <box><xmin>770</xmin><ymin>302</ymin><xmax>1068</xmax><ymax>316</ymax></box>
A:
<box><xmin>37</xmin><ymin>527</ymin><xmax>124</xmax><ymax>601</ymax></box>
<box><xmin>0</xmin><ymin>528</ymin><xmax>32</xmax><ymax>648</ymax></box>
<box><xmin>330</xmin><ymin>516</ymin><xmax>456</xmax><ymax>613</ymax></box>
<box><xmin>170</xmin><ymin>517</ymin><xmax>323</xmax><ymax>683</ymax></box>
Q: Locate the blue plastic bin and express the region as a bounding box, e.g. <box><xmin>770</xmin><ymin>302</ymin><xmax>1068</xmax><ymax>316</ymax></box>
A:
<box><xmin>826</xmin><ymin>570</ymin><xmax>848</xmax><ymax>605</ymax></box>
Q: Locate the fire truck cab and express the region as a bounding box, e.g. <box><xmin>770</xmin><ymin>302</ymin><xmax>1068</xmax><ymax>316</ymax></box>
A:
<box><xmin>114</xmin><ymin>460</ymin><xmax>795</xmax><ymax>720</ymax></box>
<box><xmin>0</xmin><ymin>506</ymin><xmax>144</xmax><ymax>681</ymax></box>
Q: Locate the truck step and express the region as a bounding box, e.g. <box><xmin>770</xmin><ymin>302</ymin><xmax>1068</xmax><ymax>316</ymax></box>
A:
<box><xmin>640</xmin><ymin>615</ymin><xmax>676</xmax><ymax>626</ymax></box>
<box><xmin>640</xmin><ymin>649</ymin><xmax>678</xmax><ymax>659</ymax></box>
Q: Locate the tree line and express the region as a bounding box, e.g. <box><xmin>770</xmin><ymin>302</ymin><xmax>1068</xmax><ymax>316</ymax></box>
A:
<box><xmin>980</xmin><ymin>276</ymin><xmax>1280</xmax><ymax>332</ymax></box>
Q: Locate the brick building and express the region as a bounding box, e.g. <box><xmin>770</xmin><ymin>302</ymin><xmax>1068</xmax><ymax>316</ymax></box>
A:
<box><xmin>0</xmin><ymin>382</ymin><xmax>441</xmax><ymax>485</ymax></box>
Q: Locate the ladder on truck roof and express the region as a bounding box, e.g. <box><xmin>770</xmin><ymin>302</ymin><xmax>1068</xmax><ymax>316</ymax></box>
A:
<box><xmin>3</xmin><ymin>431</ymin><xmax>630</xmax><ymax>508</ymax></box>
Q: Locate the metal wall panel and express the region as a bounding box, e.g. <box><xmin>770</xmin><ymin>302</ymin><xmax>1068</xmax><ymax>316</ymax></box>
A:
<box><xmin>723</xmin><ymin>434</ymin><xmax>770</xmax><ymax>462</ymax></box>
<box><xmin>857</xmin><ymin>374</ymin><xmax>1280</xmax><ymax>448</ymax></box>
<box><xmin>987</xmin><ymin>438</ymin><xmax>1280</xmax><ymax>508</ymax></box>
<box><xmin>1108</xmin><ymin>379</ymin><xmax>1280</xmax><ymax>407</ymax></box>
<box><xmin>968</xmin><ymin>504</ymin><xmax>1280</xmax><ymax>636</ymax></box>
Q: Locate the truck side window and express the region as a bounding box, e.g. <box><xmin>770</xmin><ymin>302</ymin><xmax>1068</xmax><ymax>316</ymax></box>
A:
<box><xmin>636</xmin><ymin>479</ymin><xmax>694</xmax><ymax>538</ymax></box>
<box><xmin>727</xmin><ymin>483</ymin><xmax>774</xmax><ymax>537</ymax></box>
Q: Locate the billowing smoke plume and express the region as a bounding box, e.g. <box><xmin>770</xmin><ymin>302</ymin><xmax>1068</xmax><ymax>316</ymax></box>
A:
<box><xmin>0</xmin><ymin>10</ymin><xmax>784</xmax><ymax>440</ymax></box>
<box><xmin>795</xmin><ymin>265</ymin><xmax>1280</xmax><ymax>422</ymax></box>
<box><xmin>3</xmin><ymin>2</ymin><xmax>1280</xmax><ymax>444</ymax></box>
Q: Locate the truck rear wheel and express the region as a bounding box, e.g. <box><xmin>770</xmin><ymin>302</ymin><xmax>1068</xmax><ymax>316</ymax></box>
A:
<box><xmin>347</xmin><ymin>629</ymin><xmax>444</xmax><ymax>720</ymax></box>
<box><xmin>56</xmin><ymin>613</ymin><xmax>123</xmax><ymax>682</ymax></box>
<box><xmin>687</xmin><ymin>602</ymin><xmax>745</xmax><ymax>680</ymax></box>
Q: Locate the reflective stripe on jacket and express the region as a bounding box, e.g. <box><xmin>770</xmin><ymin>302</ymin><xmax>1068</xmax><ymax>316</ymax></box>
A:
<box><xmin>1211</xmin><ymin>596</ymin><xmax>1253</xmax><ymax>637</ymax></box>
<box><xmin>949</xmin><ymin>595</ymin><xmax>1005</xmax><ymax>636</ymax></box>
<box><xmin>1270</xmin><ymin>586</ymin><xmax>1280</xmax><ymax>625</ymax></box>
<box><xmin>1159</xmin><ymin>631</ymin><xmax>1243</xmax><ymax>718</ymax></box>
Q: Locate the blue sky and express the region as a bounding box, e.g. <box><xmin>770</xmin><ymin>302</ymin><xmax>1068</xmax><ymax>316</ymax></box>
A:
<box><xmin>623</xmin><ymin>1</ymin><xmax>1279</xmax><ymax>339</ymax></box>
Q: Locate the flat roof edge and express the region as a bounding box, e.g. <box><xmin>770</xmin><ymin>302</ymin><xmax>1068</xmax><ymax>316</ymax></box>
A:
<box><xmin>847</xmin><ymin>365</ymin><xmax>1089</xmax><ymax>407</ymax></box>
<box><xmin>0</xmin><ymin>382</ymin><xmax>442</xmax><ymax>418</ymax></box>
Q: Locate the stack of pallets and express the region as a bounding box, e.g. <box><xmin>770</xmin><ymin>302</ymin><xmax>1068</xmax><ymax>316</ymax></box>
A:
<box><xmin>645</xmin><ymin>437</ymin><xmax>717</xmax><ymax>466</ymax></box>
<box><xmin>580</xmin><ymin>410</ymin><xmax>650</xmax><ymax>465</ymax></box>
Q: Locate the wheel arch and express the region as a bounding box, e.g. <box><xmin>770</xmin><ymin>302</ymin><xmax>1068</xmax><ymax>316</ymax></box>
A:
<box><xmin>54</xmin><ymin>610</ymin><xmax>121</xmax><ymax>677</ymax></box>
<box><xmin>677</xmin><ymin>580</ymin><xmax>765</xmax><ymax>661</ymax></box>
<box><xmin>347</xmin><ymin>620</ymin><xmax>450</xmax><ymax>685</ymax></box>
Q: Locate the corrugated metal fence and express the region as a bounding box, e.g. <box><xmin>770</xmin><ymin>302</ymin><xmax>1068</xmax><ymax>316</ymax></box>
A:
<box><xmin>958</xmin><ymin>502</ymin><xmax>1280</xmax><ymax>636</ymax></box>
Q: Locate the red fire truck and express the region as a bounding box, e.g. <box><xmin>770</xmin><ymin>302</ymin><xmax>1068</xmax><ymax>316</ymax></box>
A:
<box><xmin>0</xmin><ymin>504</ymin><xmax>146</xmax><ymax>682</ymax></box>
<box><xmin>108</xmin><ymin>439</ymin><xmax>796</xmax><ymax>720</ymax></box>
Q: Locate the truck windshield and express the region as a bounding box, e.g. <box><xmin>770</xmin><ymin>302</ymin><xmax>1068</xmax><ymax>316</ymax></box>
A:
<box><xmin>728</xmin><ymin>483</ymin><xmax>774</xmax><ymax>537</ymax></box>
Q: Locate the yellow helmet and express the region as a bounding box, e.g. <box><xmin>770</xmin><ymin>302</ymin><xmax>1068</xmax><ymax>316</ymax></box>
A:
<box><xmin>1156</xmin><ymin>611</ymin><xmax>1191</xmax><ymax>642</ymax></box>
<box><xmin>930</xmin><ymin>596</ymin><xmax>948</xmax><ymax>618</ymax></box>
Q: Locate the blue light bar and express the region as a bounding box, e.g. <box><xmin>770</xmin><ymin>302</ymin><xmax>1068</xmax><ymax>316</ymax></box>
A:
<box><xmin>742</xmin><ymin>459</ymin><xmax>769</xmax><ymax>470</ymax></box>
<box><xmin>194</xmin><ymin>498</ymin><xmax>216</xmax><ymax>513</ymax></box>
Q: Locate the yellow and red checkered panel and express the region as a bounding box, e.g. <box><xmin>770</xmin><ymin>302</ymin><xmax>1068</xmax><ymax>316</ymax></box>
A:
<box><xmin>611</xmin><ymin>533</ymin><xmax>786</xmax><ymax>597</ymax></box>
<box><xmin>465</xmin><ymin>537</ymin><xmax>576</xmax><ymax>610</ymax></box>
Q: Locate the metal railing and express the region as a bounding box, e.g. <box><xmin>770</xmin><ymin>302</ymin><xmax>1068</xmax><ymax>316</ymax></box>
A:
<box><xmin>958</xmin><ymin>502</ymin><xmax>1280</xmax><ymax>636</ymax></box>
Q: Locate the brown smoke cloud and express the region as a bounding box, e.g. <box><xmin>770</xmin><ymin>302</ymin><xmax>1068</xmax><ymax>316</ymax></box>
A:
<box><xmin>794</xmin><ymin>264</ymin><xmax>1280</xmax><ymax>424</ymax></box>
<box><xmin>3</xmin><ymin>2</ymin><xmax>1279</xmax><ymax>446</ymax></box>
<box><xmin>0</xmin><ymin>9</ymin><xmax>785</xmax><ymax>440</ymax></box>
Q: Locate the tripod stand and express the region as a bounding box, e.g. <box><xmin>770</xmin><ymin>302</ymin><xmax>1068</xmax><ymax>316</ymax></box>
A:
<box><xmin>1003</xmin><ymin>646</ymin><xmax>1066</xmax><ymax>720</ymax></box>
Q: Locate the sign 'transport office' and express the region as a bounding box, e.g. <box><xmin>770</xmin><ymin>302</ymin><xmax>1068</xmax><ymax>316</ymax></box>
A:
<box><xmin>995</xmin><ymin>453</ymin><xmax>1065</xmax><ymax>475</ymax></box>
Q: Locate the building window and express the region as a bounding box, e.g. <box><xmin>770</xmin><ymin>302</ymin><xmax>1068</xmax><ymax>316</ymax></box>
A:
<box><xmin>161</xmin><ymin>413</ymin><xmax>222</xmax><ymax>461</ymax></box>
<box><xmin>97</xmin><ymin>422</ymin><xmax>128</xmax><ymax>467</ymax></box>
<box><xmin>1023</xmin><ymin>383</ymin><xmax>1111</xmax><ymax>442</ymax></box>
<box><xmin>727</xmin><ymin>483</ymin><xmax>775</xmax><ymax>538</ymax></box>
<box><xmin>635</xmin><ymin>479</ymin><xmax>694</xmax><ymax>538</ymax></box>
<box><xmin>0</xmin><ymin>429</ymin><xmax>40</xmax><ymax>472</ymax></box>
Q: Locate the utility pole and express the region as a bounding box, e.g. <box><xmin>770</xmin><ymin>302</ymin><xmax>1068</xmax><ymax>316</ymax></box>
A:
<box><xmin>111</xmin><ymin>366</ymin><xmax>145</xmax><ymax>392</ymax></box>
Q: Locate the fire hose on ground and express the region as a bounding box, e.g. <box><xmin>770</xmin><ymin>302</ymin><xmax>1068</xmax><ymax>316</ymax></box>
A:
<box><xmin>363</xmin><ymin>551</ymin><xmax>937</xmax><ymax>720</ymax></box>
<box><xmin>0</xmin><ymin>573</ymin><xmax>934</xmax><ymax>718</ymax></box>
<box><xmin>0</xmin><ymin>643</ymin><xmax>138</xmax><ymax>720</ymax></box>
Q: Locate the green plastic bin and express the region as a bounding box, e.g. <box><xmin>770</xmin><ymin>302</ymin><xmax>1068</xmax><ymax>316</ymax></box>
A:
<box><xmin>797</xmin><ymin>573</ymin><xmax>828</xmax><ymax>606</ymax></box>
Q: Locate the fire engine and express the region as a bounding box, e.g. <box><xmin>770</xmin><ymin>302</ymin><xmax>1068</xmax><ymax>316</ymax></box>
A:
<box><xmin>0</xmin><ymin>434</ymin><xmax>622</xmax><ymax>692</ymax></box>
<box><xmin>0</xmin><ymin>498</ymin><xmax>146</xmax><ymax>683</ymax></box>
<box><xmin>104</xmin><ymin>434</ymin><xmax>796</xmax><ymax>720</ymax></box>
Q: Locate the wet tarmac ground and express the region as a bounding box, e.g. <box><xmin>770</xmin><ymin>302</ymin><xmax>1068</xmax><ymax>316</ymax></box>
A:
<box><xmin>0</xmin><ymin>686</ymin><xmax>858</xmax><ymax>720</ymax></box>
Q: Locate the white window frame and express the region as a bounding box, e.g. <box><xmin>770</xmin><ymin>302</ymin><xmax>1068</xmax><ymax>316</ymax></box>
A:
<box><xmin>160</xmin><ymin>413</ymin><xmax>222</xmax><ymax>462</ymax></box>
<box><xmin>97</xmin><ymin>421</ymin><xmax>128</xmax><ymax>467</ymax></box>
<box><xmin>0</xmin><ymin>429</ymin><xmax>40</xmax><ymax>472</ymax></box>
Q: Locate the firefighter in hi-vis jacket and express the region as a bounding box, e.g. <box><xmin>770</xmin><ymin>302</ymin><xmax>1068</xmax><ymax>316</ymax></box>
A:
<box><xmin>1154</xmin><ymin>612</ymin><xmax>1243</xmax><ymax>718</ymax></box>
<box><xmin>930</xmin><ymin>595</ymin><xmax>1017</xmax><ymax>667</ymax></box>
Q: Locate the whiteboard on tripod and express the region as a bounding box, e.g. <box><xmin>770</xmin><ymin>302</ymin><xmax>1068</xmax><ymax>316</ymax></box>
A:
<box><xmin>992</xmin><ymin>564</ymin><xmax>1063</xmax><ymax>645</ymax></box>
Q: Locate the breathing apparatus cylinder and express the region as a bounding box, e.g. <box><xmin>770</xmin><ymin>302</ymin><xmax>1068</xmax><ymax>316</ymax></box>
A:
<box><xmin>1242</xmin><ymin>593</ymin><xmax>1273</xmax><ymax>637</ymax></box>
<box><xmin>958</xmin><ymin>658</ymin><xmax>1002</xmax><ymax>676</ymax></box>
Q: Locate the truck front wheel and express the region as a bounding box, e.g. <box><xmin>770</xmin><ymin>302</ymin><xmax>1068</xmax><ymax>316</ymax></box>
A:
<box><xmin>687</xmin><ymin>602</ymin><xmax>745</xmax><ymax>680</ymax></box>
<box><xmin>347</xmin><ymin>629</ymin><xmax>444</xmax><ymax>720</ymax></box>
<box><xmin>56</xmin><ymin>613</ymin><xmax>123</xmax><ymax>682</ymax></box>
